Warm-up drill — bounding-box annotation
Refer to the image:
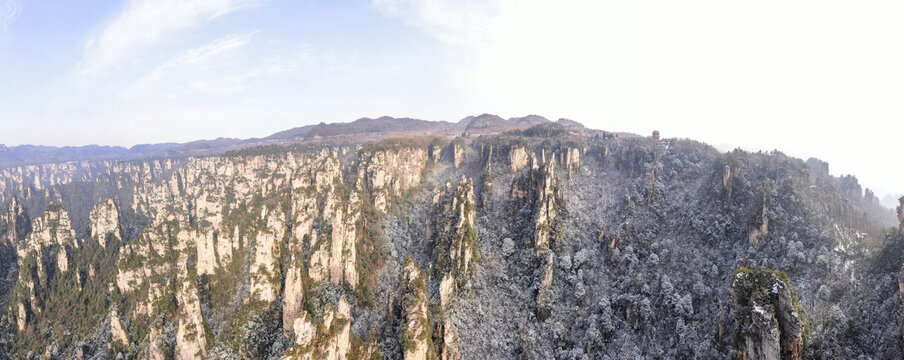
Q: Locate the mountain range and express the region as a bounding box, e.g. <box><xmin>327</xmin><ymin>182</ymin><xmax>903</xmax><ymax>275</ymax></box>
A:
<box><xmin>0</xmin><ymin>114</ymin><xmax>588</xmax><ymax>168</ymax></box>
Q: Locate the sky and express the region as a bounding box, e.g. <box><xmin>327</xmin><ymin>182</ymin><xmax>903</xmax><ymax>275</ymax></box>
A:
<box><xmin>0</xmin><ymin>0</ymin><xmax>902</xmax><ymax>198</ymax></box>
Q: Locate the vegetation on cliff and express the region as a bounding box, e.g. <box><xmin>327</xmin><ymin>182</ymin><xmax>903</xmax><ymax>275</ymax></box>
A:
<box><xmin>0</xmin><ymin>122</ymin><xmax>900</xmax><ymax>359</ymax></box>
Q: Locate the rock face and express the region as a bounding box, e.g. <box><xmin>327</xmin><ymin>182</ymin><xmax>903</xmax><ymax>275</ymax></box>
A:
<box><xmin>0</xmin><ymin>196</ymin><xmax>29</xmax><ymax>246</ymax></box>
<box><xmin>732</xmin><ymin>268</ymin><xmax>806</xmax><ymax>360</ymax></box>
<box><xmin>8</xmin><ymin>204</ymin><xmax>82</xmax><ymax>341</ymax></box>
<box><xmin>18</xmin><ymin>203</ymin><xmax>78</xmax><ymax>260</ymax></box>
<box><xmin>175</xmin><ymin>255</ymin><xmax>210</xmax><ymax>360</ymax></box>
<box><xmin>89</xmin><ymin>198</ymin><xmax>120</xmax><ymax>247</ymax></box>
<box><xmin>282</xmin><ymin>296</ymin><xmax>352</xmax><ymax>360</ymax></box>
<box><xmin>451</xmin><ymin>141</ymin><xmax>466</xmax><ymax>169</ymax></box>
<box><xmin>530</xmin><ymin>155</ymin><xmax>560</xmax><ymax>251</ymax></box>
<box><xmin>430</xmin><ymin>177</ymin><xmax>478</xmax><ymax>285</ymax></box>
<box><xmin>16</xmin><ymin>204</ymin><xmax>78</xmax><ymax>282</ymax></box>
<box><xmin>511</xmin><ymin>152</ymin><xmax>559</xmax><ymax>243</ymax></box>
<box><xmin>1</xmin><ymin>142</ymin><xmax>439</xmax><ymax>358</ymax></box>
<box><xmin>250</xmin><ymin>209</ymin><xmax>285</xmax><ymax>303</ymax></box>
<box><xmin>401</xmin><ymin>259</ymin><xmax>436</xmax><ymax>360</ymax></box>
<box><xmin>438</xmin><ymin>286</ymin><xmax>461</xmax><ymax>360</ymax></box>
<box><xmin>359</xmin><ymin>146</ymin><xmax>429</xmax><ymax>212</ymax></box>
<box><xmin>427</xmin><ymin>176</ymin><xmax>477</xmax><ymax>360</ymax></box>
<box><xmin>722</xmin><ymin>162</ymin><xmax>740</xmax><ymax>204</ymax></box>
<box><xmin>2</xmin><ymin>121</ymin><xmax>902</xmax><ymax>359</ymax></box>
<box><xmin>509</xmin><ymin>150</ymin><xmax>563</xmax><ymax>319</ymax></box>
<box><xmin>508</xmin><ymin>145</ymin><xmax>529</xmax><ymax>172</ymax></box>
<box><xmin>283</xmin><ymin>247</ymin><xmax>306</xmax><ymax>339</ymax></box>
<box><xmin>110</xmin><ymin>308</ymin><xmax>129</xmax><ymax>348</ymax></box>
<box><xmin>562</xmin><ymin>146</ymin><xmax>581</xmax><ymax>173</ymax></box>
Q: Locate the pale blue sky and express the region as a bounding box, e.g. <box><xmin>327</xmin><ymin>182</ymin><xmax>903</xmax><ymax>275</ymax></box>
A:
<box><xmin>0</xmin><ymin>0</ymin><xmax>468</xmax><ymax>146</ymax></box>
<box><xmin>1</xmin><ymin>0</ymin><xmax>903</xmax><ymax>196</ymax></box>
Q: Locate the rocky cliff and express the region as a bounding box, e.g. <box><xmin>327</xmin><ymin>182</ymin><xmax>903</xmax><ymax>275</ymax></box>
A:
<box><xmin>0</xmin><ymin>120</ymin><xmax>900</xmax><ymax>359</ymax></box>
<box><xmin>731</xmin><ymin>268</ymin><xmax>805</xmax><ymax>360</ymax></box>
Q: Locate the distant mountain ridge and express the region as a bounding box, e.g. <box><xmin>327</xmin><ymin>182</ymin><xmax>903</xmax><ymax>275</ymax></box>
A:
<box><xmin>0</xmin><ymin>114</ymin><xmax>582</xmax><ymax>168</ymax></box>
<box><xmin>265</xmin><ymin>116</ymin><xmax>459</xmax><ymax>141</ymax></box>
<box><xmin>0</xmin><ymin>138</ymin><xmax>245</xmax><ymax>168</ymax></box>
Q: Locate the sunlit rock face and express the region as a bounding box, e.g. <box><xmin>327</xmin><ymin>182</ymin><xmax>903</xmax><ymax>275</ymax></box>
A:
<box><xmin>89</xmin><ymin>197</ymin><xmax>120</xmax><ymax>248</ymax></box>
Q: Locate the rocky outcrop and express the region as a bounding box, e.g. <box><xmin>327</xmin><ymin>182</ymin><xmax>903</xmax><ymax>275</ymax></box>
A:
<box><xmin>89</xmin><ymin>197</ymin><xmax>120</xmax><ymax>248</ymax></box>
<box><xmin>428</xmin><ymin>142</ymin><xmax>443</xmax><ymax>164</ymax></box>
<box><xmin>320</xmin><ymin>297</ymin><xmax>352</xmax><ymax>360</ymax></box>
<box><xmin>0</xmin><ymin>161</ymin><xmax>113</xmax><ymax>202</ymax></box>
<box><xmin>93</xmin><ymin>150</ymin><xmax>367</xmax><ymax>358</ymax></box>
<box><xmin>510</xmin><ymin>151</ymin><xmax>562</xmax><ymax>319</ymax></box>
<box><xmin>451</xmin><ymin>141</ymin><xmax>466</xmax><ymax>169</ymax></box>
<box><xmin>723</xmin><ymin>165</ymin><xmax>732</xmax><ymax>193</ymax></box>
<box><xmin>292</xmin><ymin>312</ymin><xmax>315</xmax><ymax>349</ymax></box>
<box><xmin>561</xmin><ymin>147</ymin><xmax>581</xmax><ymax>173</ymax></box>
<box><xmin>536</xmin><ymin>251</ymin><xmax>556</xmax><ymax>320</ymax></box>
<box><xmin>732</xmin><ymin>268</ymin><xmax>806</xmax><ymax>360</ymax></box>
<box><xmin>7</xmin><ymin>204</ymin><xmax>86</xmax><ymax>351</ymax></box>
<box><xmin>528</xmin><ymin>155</ymin><xmax>560</xmax><ymax>251</ymax></box>
<box><xmin>306</xmin><ymin>179</ymin><xmax>360</xmax><ymax>288</ymax></box>
<box><xmin>250</xmin><ymin>209</ymin><xmax>285</xmax><ymax>303</ymax></box>
<box><xmin>508</xmin><ymin>145</ymin><xmax>529</xmax><ymax>173</ymax></box>
<box><xmin>17</xmin><ymin>204</ymin><xmax>78</xmax><ymax>277</ymax></box>
<box><xmin>401</xmin><ymin>259</ymin><xmax>437</xmax><ymax>360</ymax></box>
<box><xmin>282</xmin><ymin>256</ymin><xmax>306</xmax><ymax>337</ymax></box>
<box><xmin>284</xmin><ymin>164</ymin><xmax>319</xmax><ymax>337</ymax></box>
<box><xmin>175</xmin><ymin>255</ymin><xmax>210</xmax><ymax>360</ymax></box>
<box><xmin>18</xmin><ymin>204</ymin><xmax>78</xmax><ymax>257</ymax></box>
<box><xmin>427</xmin><ymin>177</ymin><xmax>477</xmax><ymax>360</ymax></box>
<box><xmin>429</xmin><ymin>177</ymin><xmax>478</xmax><ymax>286</ymax></box>
<box><xmin>282</xmin><ymin>296</ymin><xmax>352</xmax><ymax>360</ymax></box>
<box><xmin>1</xmin><ymin>196</ymin><xmax>29</xmax><ymax>246</ymax></box>
<box><xmin>721</xmin><ymin>162</ymin><xmax>742</xmax><ymax>205</ymax></box>
<box><xmin>439</xmin><ymin>315</ymin><xmax>461</xmax><ymax>360</ymax></box>
<box><xmin>838</xmin><ymin>175</ymin><xmax>863</xmax><ymax>200</ymax></box>
<box><xmin>114</xmin><ymin>212</ymin><xmax>179</xmax><ymax>295</ymax></box>
<box><xmin>194</xmin><ymin>229</ymin><xmax>219</xmax><ymax>276</ymax></box>
<box><xmin>358</xmin><ymin>146</ymin><xmax>429</xmax><ymax>211</ymax></box>
<box><xmin>328</xmin><ymin>191</ymin><xmax>360</xmax><ymax>287</ymax></box>
<box><xmin>110</xmin><ymin>308</ymin><xmax>129</xmax><ymax>348</ymax></box>
<box><xmin>748</xmin><ymin>184</ymin><xmax>771</xmax><ymax>246</ymax></box>
<box><xmin>148</xmin><ymin>324</ymin><xmax>167</xmax><ymax>360</ymax></box>
<box><xmin>481</xmin><ymin>144</ymin><xmax>494</xmax><ymax>170</ymax></box>
<box><xmin>15</xmin><ymin>301</ymin><xmax>27</xmax><ymax>332</ymax></box>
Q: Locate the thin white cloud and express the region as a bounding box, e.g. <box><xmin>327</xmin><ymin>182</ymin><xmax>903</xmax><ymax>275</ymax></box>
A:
<box><xmin>144</xmin><ymin>32</ymin><xmax>254</xmax><ymax>82</ymax></box>
<box><xmin>121</xmin><ymin>32</ymin><xmax>253</xmax><ymax>98</ymax></box>
<box><xmin>0</xmin><ymin>0</ymin><xmax>21</xmax><ymax>41</ymax></box>
<box><xmin>170</xmin><ymin>48</ymin><xmax>315</xmax><ymax>96</ymax></box>
<box><xmin>372</xmin><ymin>0</ymin><xmax>499</xmax><ymax>45</ymax></box>
<box><xmin>79</xmin><ymin>0</ymin><xmax>259</xmax><ymax>75</ymax></box>
<box><xmin>122</xmin><ymin>33</ymin><xmax>313</xmax><ymax>98</ymax></box>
